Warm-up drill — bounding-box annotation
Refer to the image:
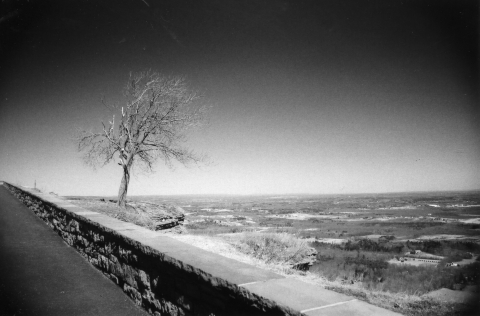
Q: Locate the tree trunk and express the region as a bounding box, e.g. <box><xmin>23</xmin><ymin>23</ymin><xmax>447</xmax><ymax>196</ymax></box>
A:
<box><xmin>117</xmin><ymin>160</ymin><xmax>132</xmax><ymax>208</ymax></box>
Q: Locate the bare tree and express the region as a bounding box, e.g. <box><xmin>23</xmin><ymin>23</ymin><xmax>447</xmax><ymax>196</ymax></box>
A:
<box><xmin>76</xmin><ymin>71</ymin><xmax>208</xmax><ymax>207</ymax></box>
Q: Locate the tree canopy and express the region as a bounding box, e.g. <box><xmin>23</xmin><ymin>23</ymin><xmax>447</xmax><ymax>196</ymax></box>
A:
<box><xmin>76</xmin><ymin>71</ymin><xmax>208</xmax><ymax>206</ymax></box>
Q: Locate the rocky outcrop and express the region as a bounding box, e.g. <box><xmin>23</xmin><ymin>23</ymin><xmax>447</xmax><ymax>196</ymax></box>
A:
<box><xmin>291</xmin><ymin>247</ymin><xmax>317</xmax><ymax>271</ymax></box>
<box><xmin>128</xmin><ymin>202</ymin><xmax>185</xmax><ymax>231</ymax></box>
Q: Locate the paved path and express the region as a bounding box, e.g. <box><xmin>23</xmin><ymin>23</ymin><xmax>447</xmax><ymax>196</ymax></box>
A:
<box><xmin>0</xmin><ymin>186</ymin><xmax>148</xmax><ymax>316</ymax></box>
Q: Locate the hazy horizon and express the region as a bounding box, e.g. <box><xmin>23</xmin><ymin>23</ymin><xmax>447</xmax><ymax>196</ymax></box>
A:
<box><xmin>61</xmin><ymin>189</ymin><xmax>480</xmax><ymax>199</ymax></box>
<box><xmin>1</xmin><ymin>0</ymin><xmax>478</xmax><ymax>197</ymax></box>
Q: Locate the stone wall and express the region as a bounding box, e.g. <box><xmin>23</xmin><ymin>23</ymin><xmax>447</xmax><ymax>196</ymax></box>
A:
<box><xmin>3</xmin><ymin>183</ymin><xmax>300</xmax><ymax>316</ymax></box>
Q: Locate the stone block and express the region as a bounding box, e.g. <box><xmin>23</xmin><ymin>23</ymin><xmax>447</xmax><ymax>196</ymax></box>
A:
<box><xmin>93</xmin><ymin>233</ymin><xmax>100</xmax><ymax>242</ymax></box>
<box><xmin>119</xmin><ymin>246</ymin><xmax>131</xmax><ymax>261</ymax></box>
<box><xmin>89</xmin><ymin>257</ymin><xmax>99</xmax><ymax>266</ymax></box>
<box><xmin>109</xmin><ymin>258</ymin><xmax>123</xmax><ymax>276</ymax></box>
<box><xmin>123</xmin><ymin>284</ymin><xmax>142</xmax><ymax>306</ymax></box>
<box><xmin>84</xmin><ymin>246</ymin><xmax>93</xmax><ymax>256</ymax></box>
<box><xmin>109</xmin><ymin>253</ymin><xmax>119</xmax><ymax>263</ymax></box>
<box><xmin>104</xmin><ymin>241</ymin><xmax>115</xmax><ymax>256</ymax></box>
<box><xmin>81</xmin><ymin>236</ymin><xmax>90</xmax><ymax>247</ymax></box>
<box><xmin>175</xmin><ymin>295</ymin><xmax>193</xmax><ymax>312</ymax></box>
<box><xmin>122</xmin><ymin>263</ymin><xmax>138</xmax><ymax>288</ymax></box>
<box><xmin>98</xmin><ymin>254</ymin><xmax>109</xmax><ymax>271</ymax></box>
<box><xmin>109</xmin><ymin>273</ymin><xmax>119</xmax><ymax>284</ymax></box>
<box><xmin>136</xmin><ymin>269</ymin><xmax>150</xmax><ymax>290</ymax></box>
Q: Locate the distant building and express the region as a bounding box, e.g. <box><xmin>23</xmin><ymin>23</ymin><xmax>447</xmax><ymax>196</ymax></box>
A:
<box><xmin>411</xmin><ymin>258</ymin><xmax>440</xmax><ymax>264</ymax></box>
<box><xmin>315</xmin><ymin>238</ymin><xmax>347</xmax><ymax>245</ymax></box>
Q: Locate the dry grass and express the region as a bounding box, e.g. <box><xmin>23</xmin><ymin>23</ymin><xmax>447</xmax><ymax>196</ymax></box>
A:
<box><xmin>321</xmin><ymin>284</ymin><xmax>467</xmax><ymax>316</ymax></box>
<box><xmin>167</xmin><ymin>233</ymin><xmax>305</xmax><ymax>276</ymax></box>
<box><xmin>169</xmin><ymin>234</ymin><xmax>474</xmax><ymax>316</ymax></box>
<box><xmin>222</xmin><ymin>232</ymin><xmax>315</xmax><ymax>268</ymax></box>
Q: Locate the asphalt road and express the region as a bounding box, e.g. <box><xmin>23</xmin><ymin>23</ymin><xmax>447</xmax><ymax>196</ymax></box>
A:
<box><xmin>0</xmin><ymin>186</ymin><xmax>148</xmax><ymax>316</ymax></box>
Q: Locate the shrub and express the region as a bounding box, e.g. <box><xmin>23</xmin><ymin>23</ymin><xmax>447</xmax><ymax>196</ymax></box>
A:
<box><xmin>229</xmin><ymin>232</ymin><xmax>316</xmax><ymax>266</ymax></box>
<box><xmin>113</xmin><ymin>206</ymin><xmax>156</xmax><ymax>230</ymax></box>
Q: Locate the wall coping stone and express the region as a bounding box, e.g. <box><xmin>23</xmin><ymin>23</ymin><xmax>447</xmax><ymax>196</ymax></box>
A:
<box><xmin>2</xmin><ymin>182</ymin><xmax>402</xmax><ymax>316</ymax></box>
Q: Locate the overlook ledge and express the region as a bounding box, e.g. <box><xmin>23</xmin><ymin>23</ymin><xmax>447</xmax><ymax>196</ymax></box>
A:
<box><xmin>0</xmin><ymin>181</ymin><xmax>401</xmax><ymax>316</ymax></box>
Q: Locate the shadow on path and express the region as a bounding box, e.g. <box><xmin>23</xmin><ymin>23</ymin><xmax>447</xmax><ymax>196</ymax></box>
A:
<box><xmin>0</xmin><ymin>186</ymin><xmax>148</xmax><ymax>316</ymax></box>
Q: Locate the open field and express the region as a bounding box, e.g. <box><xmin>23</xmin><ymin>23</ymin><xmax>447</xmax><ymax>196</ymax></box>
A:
<box><xmin>67</xmin><ymin>191</ymin><xmax>480</xmax><ymax>316</ymax></box>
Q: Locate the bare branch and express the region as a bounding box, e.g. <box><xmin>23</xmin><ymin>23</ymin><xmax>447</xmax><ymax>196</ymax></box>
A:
<box><xmin>74</xmin><ymin>130</ymin><xmax>119</xmax><ymax>169</ymax></box>
<box><xmin>75</xmin><ymin>70</ymin><xmax>210</xmax><ymax>206</ymax></box>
